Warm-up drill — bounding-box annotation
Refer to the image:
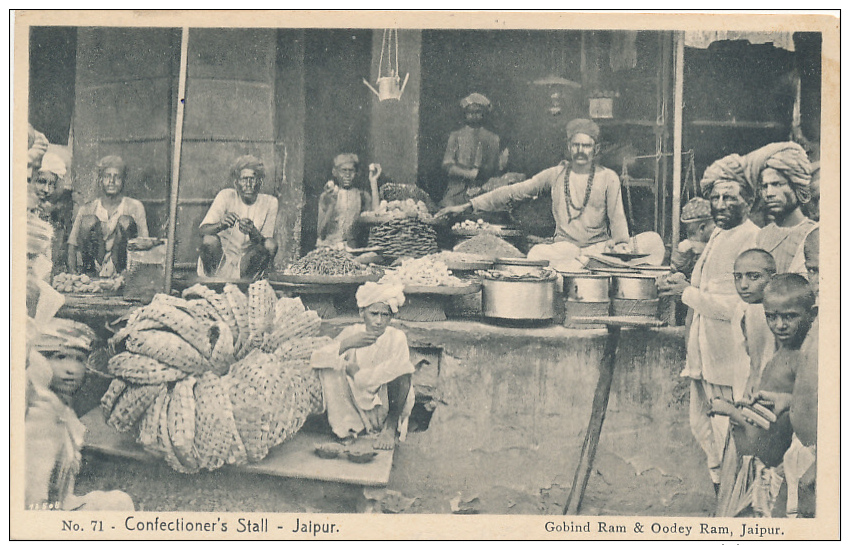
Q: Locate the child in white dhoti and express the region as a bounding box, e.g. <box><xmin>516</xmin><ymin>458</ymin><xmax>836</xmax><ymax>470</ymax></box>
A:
<box><xmin>310</xmin><ymin>283</ymin><xmax>415</xmax><ymax>449</ymax></box>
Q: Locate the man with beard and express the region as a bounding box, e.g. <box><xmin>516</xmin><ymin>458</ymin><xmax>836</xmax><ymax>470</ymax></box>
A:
<box><xmin>659</xmin><ymin>153</ymin><xmax>760</xmax><ymax>494</ymax></box>
<box><xmin>439</xmin><ymin>93</ymin><xmax>503</xmax><ymax>207</ymax></box>
<box><xmin>745</xmin><ymin>142</ymin><xmax>817</xmax><ymax>274</ymax></box>
<box><xmin>436</xmin><ymin>118</ymin><xmax>664</xmax><ymax>269</ymax></box>
<box><xmin>67</xmin><ymin>156</ymin><xmax>149</xmax><ymax>277</ymax></box>
<box><xmin>198</xmin><ymin>155</ymin><xmax>279</xmax><ymax>280</ymax></box>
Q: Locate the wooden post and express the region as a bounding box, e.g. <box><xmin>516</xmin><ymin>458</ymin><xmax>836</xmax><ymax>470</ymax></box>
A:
<box><xmin>163</xmin><ymin>27</ymin><xmax>190</xmax><ymax>294</ymax></box>
<box><xmin>671</xmin><ymin>31</ymin><xmax>685</xmax><ymax>251</ymax></box>
<box><xmin>564</xmin><ymin>324</ymin><xmax>621</xmax><ymax>515</ymax></box>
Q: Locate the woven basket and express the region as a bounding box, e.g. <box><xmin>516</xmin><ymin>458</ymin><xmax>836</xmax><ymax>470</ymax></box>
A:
<box><xmin>611</xmin><ymin>298</ymin><xmax>661</xmax><ymax>319</ymax></box>
<box><xmin>564</xmin><ymin>300</ymin><xmax>610</xmax><ymax>329</ymax></box>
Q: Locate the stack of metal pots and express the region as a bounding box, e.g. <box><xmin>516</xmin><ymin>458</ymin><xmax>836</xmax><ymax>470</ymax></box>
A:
<box><xmin>562</xmin><ymin>272</ymin><xmax>661</xmax><ymax>327</ymax></box>
<box><xmin>562</xmin><ymin>273</ymin><xmax>611</xmax><ymax>328</ymax></box>
<box><xmin>610</xmin><ymin>274</ymin><xmax>660</xmax><ymax>318</ymax></box>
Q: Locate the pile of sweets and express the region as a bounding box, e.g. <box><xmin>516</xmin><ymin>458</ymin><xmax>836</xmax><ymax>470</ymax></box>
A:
<box><xmin>378</xmin><ymin>182</ymin><xmax>437</xmax><ymax>212</ymax></box>
<box><xmin>52</xmin><ymin>273</ymin><xmax>124</xmax><ymax>294</ymax></box>
<box><xmin>453</xmin><ymin>233</ymin><xmax>524</xmax><ymax>259</ymax></box>
<box><xmin>452</xmin><ymin>218</ymin><xmax>500</xmax><ymax>232</ymax></box>
<box><xmin>380</xmin><ymin>255</ymin><xmax>464</xmax><ymax>288</ymax></box>
<box><xmin>284</xmin><ymin>247</ymin><xmax>377</xmax><ymax>276</ymax></box>
<box><xmin>102</xmin><ymin>280</ymin><xmax>332</xmax><ymax>472</ymax></box>
<box><xmin>360</xmin><ymin>199</ymin><xmax>432</xmax><ymax>222</ymax></box>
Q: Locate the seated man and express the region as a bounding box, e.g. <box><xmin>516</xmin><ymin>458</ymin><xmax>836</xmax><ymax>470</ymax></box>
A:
<box><xmin>437</xmin><ymin>118</ymin><xmax>664</xmax><ymax>269</ymax></box>
<box><xmin>310</xmin><ymin>283</ymin><xmax>414</xmax><ymax>450</ymax></box>
<box><xmin>198</xmin><ymin>155</ymin><xmax>279</xmax><ymax>280</ymax></box>
<box><xmin>440</xmin><ymin>92</ymin><xmax>503</xmax><ymax>207</ymax></box>
<box><xmin>67</xmin><ymin>156</ymin><xmax>149</xmax><ymax>277</ymax></box>
<box><xmin>317</xmin><ymin>154</ymin><xmax>379</xmax><ymax>248</ymax></box>
<box><xmin>26</xmin><ymin>318</ymin><xmax>134</xmax><ymax>511</ymax></box>
<box><xmin>30</xmin><ymin>152</ymin><xmax>74</xmax><ymax>275</ymax></box>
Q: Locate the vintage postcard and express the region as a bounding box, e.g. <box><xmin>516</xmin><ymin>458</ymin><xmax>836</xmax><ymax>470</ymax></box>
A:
<box><xmin>11</xmin><ymin>10</ymin><xmax>839</xmax><ymax>540</ymax></box>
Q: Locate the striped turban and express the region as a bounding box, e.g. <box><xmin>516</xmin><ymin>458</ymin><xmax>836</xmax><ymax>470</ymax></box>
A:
<box><xmin>744</xmin><ymin>142</ymin><xmax>812</xmax><ymax>189</ymax></box>
<box><xmin>699</xmin><ymin>153</ymin><xmax>752</xmax><ymax>201</ymax></box>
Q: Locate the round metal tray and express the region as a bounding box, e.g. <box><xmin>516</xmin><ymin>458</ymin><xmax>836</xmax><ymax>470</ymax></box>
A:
<box><xmin>403</xmin><ymin>283</ymin><xmax>481</xmax><ymax>295</ymax></box>
<box><xmin>452</xmin><ymin>227</ymin><xmax>524</xmax><ymax>237</ymax></box>
<box><xmin>270</xmin><ymin>273</ymin><xmax>382</xmax><ymax>285</ymax></box>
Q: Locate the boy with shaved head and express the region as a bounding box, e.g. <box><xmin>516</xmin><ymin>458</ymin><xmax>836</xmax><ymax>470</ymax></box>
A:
<box><xmin>714</xmin><ymin>274</ymin><xmax>817</xmax><ymax>517</ymax></box>
<box><xmin>730</xmin><ymin>248</ymin><xmax>777</xmax><ymax>401</ymax></box>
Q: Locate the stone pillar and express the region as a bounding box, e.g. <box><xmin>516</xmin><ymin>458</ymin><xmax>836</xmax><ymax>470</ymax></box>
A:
<box><xmin>273</xmin><ymin>30</ymin><xmax>307</xmax><ymax>266</ymax></box>
<box><xmin>367</xmin><ymin>29</ymin><xmax>421</xmax><ymax>186</ymax></box>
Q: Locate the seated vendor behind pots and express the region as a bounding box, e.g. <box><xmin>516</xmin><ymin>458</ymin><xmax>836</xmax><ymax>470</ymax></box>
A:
<box><xmin>310</xmin><ymin>283</ymin><xmax>414</xmax><ymax>450</ymax></box>
<box><xmin>67</xmin><ymin>155</ymin><xmax>149</xmax><ymax>277</ymax></box>
<box><xmin>198</xmin><ymin>155</ymin><xmax>279</xmax><ymax>280</ymax></box>
<box><xmin>437</xmin><ymin>118</ymin><xmax>665</xmax><ymax>270</ymax></box>
<box><xmin>317</xmin><ymin>153</ymin><xmax>377</xmax><ymax>248</ymax></box>
<box><xmin>671</xmin><ymin>197</ymin><xmax>715</xmax><ymax>280</ymax></box>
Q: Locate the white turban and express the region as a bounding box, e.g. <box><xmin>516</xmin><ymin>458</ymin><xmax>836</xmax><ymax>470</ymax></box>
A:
<box><xmin>38</xmin><ymin>152</ymin><xmax>66</xmax><ymax>179</ymax></box>
<box><xmin>356</xmin><ymin>282</ymin><xmax>405</xmax><ymax>312</ymax></box>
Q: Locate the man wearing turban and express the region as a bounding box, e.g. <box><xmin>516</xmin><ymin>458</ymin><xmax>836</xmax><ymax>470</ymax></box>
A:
<box><xmin>439</xmin><ymin>92</ymin><xmax>504</xmax><ymax>207</ymax></box>
<box><xmin>437</xmin><ymin>118</ymin><xmax>665</xmax><ymax>270</ymax></box>
<box><xmin>659</xmin><ymin>153</ymin><xmax>760</xmax><ymax>493</ymax></box>
<box><xmin>310</xmin><ymin>282</ymin><xmax>414</xmax><ymax>450</ymax></box>
<box><xmin>67</xmin><ymin>155</ymin><xmax>149</xmax><ymax>277</ymax></box>
<box><xmin>198</xmin><ymin>155</ymin><xmax>279</xmax><ymax>280</ymax></box>
<box><xmin>746</xmin><ymin>142</ymin><xmax>817</xmax><ymax>274</ymax></box>
<box><xmin>30</xmin><ymin>153</ymin><xmax>75</xmax><ymax>274</ymax></box>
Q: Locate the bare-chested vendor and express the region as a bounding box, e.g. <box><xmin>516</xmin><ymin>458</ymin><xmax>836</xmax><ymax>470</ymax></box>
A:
<box><xmin>198</xmin><ymin>155</ymin><xmax>279</xmax><ymax>280</ymax></box>
<box><xmin>67</xmin><ymin>156</ymin><xmax>149</xmax><ymax>277</ymax></box>
<box><xmin>437</xmin><ymin>118</ymin><xmax>664</xmax><ymax>270</ymax></box>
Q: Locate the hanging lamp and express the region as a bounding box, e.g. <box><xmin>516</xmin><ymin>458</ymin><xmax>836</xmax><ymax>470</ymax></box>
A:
<box><xmin>363</xmin><ymin>29</ymin><xmax>409</xmax><ymax>101</ymax></box>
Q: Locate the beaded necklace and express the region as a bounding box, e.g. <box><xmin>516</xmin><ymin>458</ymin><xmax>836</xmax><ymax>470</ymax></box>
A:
<box><xmin>563</xmin><ymin>161</ymin><xmax>596</xmax><ymax>221</ymax></box>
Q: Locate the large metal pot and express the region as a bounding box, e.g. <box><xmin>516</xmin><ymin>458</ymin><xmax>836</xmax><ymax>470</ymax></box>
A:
<box><xmin>563</xmin><ymin>274</ymin><xmax>611</xmax><ymax>302</ymax></box>
<box><xmin>612</xmin><ymin>274</ymin><xmax>658</xmax><ymax>300</ymax></box>
<box><xmin>482</xmin><ymin>276</ymin><xmax>556</xmax><ymax>320</ymax></box>
<box><xmin>493</xmin><ymin>257</ymin><xmax>549</xmax><ymax>275</ymax></box>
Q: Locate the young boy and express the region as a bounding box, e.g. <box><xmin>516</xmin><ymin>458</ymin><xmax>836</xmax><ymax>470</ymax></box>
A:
<box><xmin>671</xmin><ymin>197</ymin><xmax>716</xmax><ymax>280</ymax></box>
<box><xmin>730</xmin><ymin>248</ymin><xmax>777</xmax><ymax>401</ymax></box>
<box><xmin>713</xmin><ymin>274</ymin><xmax>817</xmax><ymax>516</ymax></box>
<box><xmin>310</xmin><ymin>282</ymin><xmax>415</xmax><ymax>450</ymax></box>
<box><xmin>26</xmin><ymin>319</ymin><xmax>134</xmax><ymax>510</ymax></box>
<box><xmin>780</xmin><ymin>227</ymin><xmax>819</xmax><ymax>517</ymax></box>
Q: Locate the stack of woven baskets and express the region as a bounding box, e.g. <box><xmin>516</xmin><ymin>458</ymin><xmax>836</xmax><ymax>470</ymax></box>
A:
<box><xmin>101</xmin><ymin>280</ymin><xmax>331</xmax><ymax>473</ymax></box>
<box><xmin>367</xmin><ymin>218</ymin><xmax>439</xmax><ymax>259</ymax></box>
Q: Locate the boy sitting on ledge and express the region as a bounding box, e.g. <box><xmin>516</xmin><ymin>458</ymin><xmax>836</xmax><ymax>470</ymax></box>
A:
<box><xmin>310</xmin><ymin>282</ymin><xmax>414</xmax><ymax>450</ymax></box>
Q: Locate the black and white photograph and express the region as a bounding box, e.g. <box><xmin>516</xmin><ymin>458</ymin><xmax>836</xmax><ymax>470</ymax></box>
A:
<box><xmin>12</xmin><ymin>10</ymin><xmax>839</xmax><ymax>540</ymax></box>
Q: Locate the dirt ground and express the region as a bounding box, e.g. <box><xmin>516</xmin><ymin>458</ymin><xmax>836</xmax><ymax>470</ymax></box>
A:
<box><xmin>75</xmin><ymin>422</ymin><xmax>715</xmax><ymax>516</ymax></box>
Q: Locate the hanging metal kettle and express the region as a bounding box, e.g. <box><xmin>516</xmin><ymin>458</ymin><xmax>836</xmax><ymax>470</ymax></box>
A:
<box><xmin>363</xmin><ymin>29</ymin><xmax>409</xmax><ymax>101</ymax></box>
